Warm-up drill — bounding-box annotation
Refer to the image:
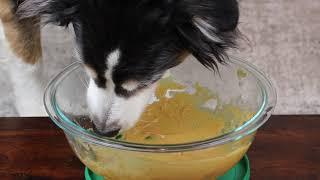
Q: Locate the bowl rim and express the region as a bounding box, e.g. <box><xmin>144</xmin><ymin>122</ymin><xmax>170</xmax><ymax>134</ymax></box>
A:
<box><xmin>44</xmin><ymin>57</ymin><xmax>277</xmax><ymax>153</ymax></box>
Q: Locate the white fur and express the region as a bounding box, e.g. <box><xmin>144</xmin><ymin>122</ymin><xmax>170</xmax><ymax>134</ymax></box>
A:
<box><xmin>0</xmin><ymin>21</ymin><xmax>46</xmax><ymax>116</ymax></box>
<box><xmin>87</xmin><ymin>78</ymin><xmax>112</xmax><ymax>124</ymax></box>
<box><xmin>193</xmin><ymin>17</ymin><xmax>222</xmax><ymax>43</ymax></box>
<box><xmin>0</xmin><ymin>21</ymin><xmax>9</xmax><ymax>63</ymax></box>
<box><xmin>107</xmin><ymin>49</ymin><xmax>120</xmax><ymax>69</ymax></box>
<box><xmin>8</xmin><ymin>60</ymin><xmax>47</xmax><ymax>116</ymax></box>
<box><xmin>105</xmin><ymin>48</ymin><xmax>120</xmax><ymax>86</ymax></box>
<box><xmin>118</xmin><ymin>83</ymin><xmax>157</xmax><ymax>131</ymax></box>
<box><xmin>86</xmin><ymin>48</ymin><xmax>156</xmax><ymax>132</ymax></box>
<box><xmin>121</xmin><ymin>80</ymin><xmax>139</xmax><ymax>91</ymax></box>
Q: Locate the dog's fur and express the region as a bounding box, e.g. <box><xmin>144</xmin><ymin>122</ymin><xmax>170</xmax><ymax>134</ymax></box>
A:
<box><xmin>0</xmin><ymin>0</ymin><xmax>239</xmax><ymax>135</ymax></box>
<box><xmin>1</xmin><ymin>0</ymin><xmax>47</xmax><ymax>116</ymax></box>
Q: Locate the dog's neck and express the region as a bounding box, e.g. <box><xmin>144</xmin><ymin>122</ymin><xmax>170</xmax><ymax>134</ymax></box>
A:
<box><xmin>0</xmin><ymin>0</ymin><xmax>42</xmax><ymax>64</ymax></box>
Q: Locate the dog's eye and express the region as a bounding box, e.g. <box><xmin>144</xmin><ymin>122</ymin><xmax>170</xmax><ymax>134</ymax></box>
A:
<box><xmin>114</xmin><ymin>81</ymin><xmax>141</xmax><ymax>98</ymax></box>
<box><xmin>115</xmin><ymin>86</ymin><xmax>138</xmax><ymax>98</ymax></box>
<box><xmin>115</xmin><ymin>75</ymin><xmax>162</xmax><ymax>98</ymax></box>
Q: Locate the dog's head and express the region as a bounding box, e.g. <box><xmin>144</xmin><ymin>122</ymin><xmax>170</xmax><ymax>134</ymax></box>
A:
<box><xmin>17</xmin><ymin>0</ymin><xmax>239</xmax><ymax>136</ymax></box>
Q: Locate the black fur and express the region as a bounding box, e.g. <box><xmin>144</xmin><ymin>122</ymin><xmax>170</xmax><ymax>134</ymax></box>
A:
<box><xmin>16</xmin><ymin>0</ymin><xmax>239</xmax><ymax>96</ymax></box>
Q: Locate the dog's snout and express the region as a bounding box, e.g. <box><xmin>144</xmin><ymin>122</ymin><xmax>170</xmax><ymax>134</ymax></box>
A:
<box><xmin>87</xmin><ymin>77</ymin><xmax>158</xmax><ymax>136</ymax></box>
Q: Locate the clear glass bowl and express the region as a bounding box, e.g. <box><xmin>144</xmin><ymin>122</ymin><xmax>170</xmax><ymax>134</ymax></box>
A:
<box><xmin>44</xmin><ymin>56</ymin><xmax>276</xmax><ymax>180</ymax></box>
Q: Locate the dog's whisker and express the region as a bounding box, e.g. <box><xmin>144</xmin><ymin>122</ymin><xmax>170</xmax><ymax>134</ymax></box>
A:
<box><xmin>77</xmin><ymin>73</ymin><xmax>88</xmax><ymax>88</ymax></box>
<box><xmin>83</xmin><ymin>76</ymin><xmax>89</xmax><ymax>86</ymax></box>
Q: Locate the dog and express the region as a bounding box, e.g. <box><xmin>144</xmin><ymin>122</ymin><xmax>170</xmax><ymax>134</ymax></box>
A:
<box><xmin>0</xmin><ymin>0</ymin><xmax>239</xmax><ymax>136</ymax></box>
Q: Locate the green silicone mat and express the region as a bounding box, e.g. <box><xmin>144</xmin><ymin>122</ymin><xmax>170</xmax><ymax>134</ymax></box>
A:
<box><xmin>85</xmin><ymin>155</ymin><xmax>250</xmax><ymax>180</ymax></box>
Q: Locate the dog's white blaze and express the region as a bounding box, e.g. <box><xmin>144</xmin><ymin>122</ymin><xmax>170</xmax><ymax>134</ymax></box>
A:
<box><xmin>103</xmin><ymin>48</ymin><xmax>120</xmax><ymax>89</ymax></box>
<box><xmin>105</xmin><ymin>48</ymin><xmax>120</xmax><ymax>80</ymax></box>
<box><xmin>107</xmin><ymin>49</ymin><xmax>120</xmax><ymax>67</ymax></box>
<box><xmin>193</xmin><ymin>17</ymin><xmax>222</xmax><ymax>43</ymax></box>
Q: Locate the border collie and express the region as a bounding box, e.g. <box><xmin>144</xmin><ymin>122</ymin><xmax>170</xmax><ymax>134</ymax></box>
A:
<box><xmin>0</xmin><ymin>0</ymin><xmax>239</xmax><ymax>136</ymax></box>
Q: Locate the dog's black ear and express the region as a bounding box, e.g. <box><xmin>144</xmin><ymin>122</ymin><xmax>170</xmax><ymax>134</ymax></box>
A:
<box><xmin>174</xmin><ymin>0</ymin><xmax>239</xmax><ymax>70</ymax></box>
<box><xmin>16</xmin><ymin>0</ymin><xmax>79</xmax><ymax>27</ymax></box>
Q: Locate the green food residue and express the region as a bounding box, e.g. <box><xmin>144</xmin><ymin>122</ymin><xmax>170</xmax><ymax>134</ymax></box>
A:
<box><xmin>143</xmin><ymin>134</ymin><xmax>161</xmax><ymax>141</ymax></box>
<box><xmin>144</xmin><ymin>135</ymin><xmax>153</xmax><ymax>140</ymax></box>
<box><xmin>115</xmin><ymin>134</ymin><xmax>123</xmax><ymax>140</ymax></box>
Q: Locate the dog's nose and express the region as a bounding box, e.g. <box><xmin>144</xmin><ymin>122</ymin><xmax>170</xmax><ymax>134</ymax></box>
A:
<box><xmin>102</xmin><ymin>128</ymin><xmax>121</xmax><ymax>137</ymax></box>
<box><xmin>93</xmin><ymin>123</ymin><xmax>121</xmax><ymax>137</ymax></box>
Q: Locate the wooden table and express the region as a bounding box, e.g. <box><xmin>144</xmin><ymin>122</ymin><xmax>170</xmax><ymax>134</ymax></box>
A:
<box><xmin>0</xmin><ymin>116</ymin><xmax>319</xmax><ymax>180</ymax></box>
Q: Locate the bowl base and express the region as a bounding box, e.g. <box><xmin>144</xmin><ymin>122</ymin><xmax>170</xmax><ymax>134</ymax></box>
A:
<box><xmin>85</xmin><ymin>155</ymin><xmax>250</xmax><ymax>180</ymax></box>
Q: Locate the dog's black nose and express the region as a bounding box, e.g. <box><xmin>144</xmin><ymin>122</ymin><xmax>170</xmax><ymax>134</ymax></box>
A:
<box><xmin>93</xmin><ymin>123</ymin><xmax>121</xmax><ymax>137</ymax></box>
<box><xmin>103</xmin><ymin>129</ymin><xmax>121</xmax><ymax>137</ymax></box>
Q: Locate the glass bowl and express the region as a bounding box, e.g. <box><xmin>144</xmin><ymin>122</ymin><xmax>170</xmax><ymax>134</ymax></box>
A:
<box><xmin>44</xmin><ymin>56</ymin><xmax>276</xmax><ymax>180</ymax></box>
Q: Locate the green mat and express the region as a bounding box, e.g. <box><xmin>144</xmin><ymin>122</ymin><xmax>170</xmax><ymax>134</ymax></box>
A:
<box><xmin>85</xmin><ymin>155</ymin><xmax>250</xmax><ymax>180</ymax></box>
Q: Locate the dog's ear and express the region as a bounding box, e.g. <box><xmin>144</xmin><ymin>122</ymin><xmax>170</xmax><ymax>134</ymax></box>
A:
<box><xmin>174</xmin><ymin>0</ymin><xmax>239</xmax><ymax>70</ymax></box>
<box><xmin>16</xmin><ymin>0</ymin><xmax>79</xmax><ymax>27</ymax></box>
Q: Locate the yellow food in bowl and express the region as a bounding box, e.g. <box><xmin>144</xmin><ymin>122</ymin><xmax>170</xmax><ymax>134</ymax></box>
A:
<box><xmin>122</xmin><ymin>78</ymin><xmax>253</xmax><ymax>144</ymax></box>
<box><xmin>70</xmin><ymin>78</ymin><xmax>255</xmax><ymax>180</ymax></box>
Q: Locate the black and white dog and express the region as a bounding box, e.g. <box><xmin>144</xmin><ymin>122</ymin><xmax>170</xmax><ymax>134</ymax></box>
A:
<box><xmin>0</xmin><ymin>0</ymin><xmax>239</xmax><ymax>136</ymax></box>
